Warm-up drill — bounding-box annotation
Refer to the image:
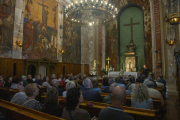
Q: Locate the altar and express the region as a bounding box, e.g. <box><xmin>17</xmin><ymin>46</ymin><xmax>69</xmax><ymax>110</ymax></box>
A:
<box><xmin>108</xmin><ymin>71</ymin><xmax>140</xmax><ymax>79</ymax></box>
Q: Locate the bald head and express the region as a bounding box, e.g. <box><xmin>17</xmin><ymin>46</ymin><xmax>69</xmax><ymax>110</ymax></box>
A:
<box><xmin>111</xmin><ymin>86</ymin><xmax>126</xmax><ymax>102</ymax></box>
<box><xmin>109</xmin><ymin>83</ymin><xmax>117</xmax><ymax>93</ymax></box>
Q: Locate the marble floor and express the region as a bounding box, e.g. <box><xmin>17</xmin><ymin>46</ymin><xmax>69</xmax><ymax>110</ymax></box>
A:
<box><xmin>163</xmin><ymin>83</ymin><xmax>180</xmax><ymax>120</ymax></box>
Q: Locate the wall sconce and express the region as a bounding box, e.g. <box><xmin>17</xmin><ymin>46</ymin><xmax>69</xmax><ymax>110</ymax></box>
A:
<box><xmin>59</xmin><ymin>49</ymin><xmax>66</xmax><ymax>54</ymax></box>
<box><xmin>15</xmin><ymin>41</ymin><xmax>26</xmax><ymax>47</ymax></box>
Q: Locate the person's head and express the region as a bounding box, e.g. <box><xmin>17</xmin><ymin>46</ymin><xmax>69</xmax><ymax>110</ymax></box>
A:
<box><xmin>12</xmin><ymin>78</ymin><xmax>19</xmax><ymax>84</ymax></box>
<box><xmin>83</xmin><ymin>79</ymin><xmax>92</xmax><ymax>88</ymax></box>
<box><xmin>22</xmin><ymin>76</ymin><xmax>27</xmax><ymax>81</ymax></box>
<box><xmin>159</xmin><ymin>74</ymin><xmax>163</xmax><ymax>79</ymax></box>
<box><xmin>43</xmin><ymin>76</ymin><xmax>49</xmax><ymax>82</ymax></box>
<box><xmin>17</xmin><ymin>81</ymin><xmax>28</xmax><ymax>92</ymax></box>
<box><xmin>83</xmin><ymin>74</ymin><xmax>86</xmax><ymax>79</ymax></box>
<box><xmin>129</xmin><ymin>76</ymin><xmax>135</xmax><ymax>83</ymax></box>
<box><xmin>115</xmin><ymin>77</ymin><xmax>122</xmax><ymax>84</ymax></box>
<box><xmin>145</xmin><ymin>80</ymin><xmax>154</xmax><ymax>88</ymax></box>
<box><xmin>0</xmin><ymin>75</ymin><xmax>3</xmax><ymax>81</ymax></box>
<box><xmin>73</xmin><ymin>76</ymin><xmax>77</xmax><ymax>80</ymax></box>
<box><xmin>36</xmin><ymin>75</ymin><xmax>40</xmax><ymax>80</ymax></box>
<box><xmin>109</xmin><ymin>83</ymin><xmax>117</xmax><ymax>93</ymax></box>
<box><xmin>28</xmin><ymin>74</ymin><xmax>32</xmax><ymax>79</ymax></box>
<box><xmin>45</xmin><ymin>87</ymin><xmax>59</xmax><ymax>106</ymax></box>
<box><xmin>157</xmin><ymin>77</ymin><xmax>162</xmax><ymax>82</ymax></box>
<box><xmin>92</xmin><ymin>80</ymin><xmax>99</xmax><ymax>88</ymax></box>
<box><xmin>51</xmin><ymin>74</ymin><xmax>56</xmax><ymax>79</ymax></box>
<box><xmin>143</xmin><ymin>65</ymin><xmax>147</xmax><ymax>69</ymax></box>
<box><xmin>25</xmin><ymin>83</ymin><xmax>39</xmax><ymax>98</ymax></box>
<box><xmin>5</xmin><ymin>76</ymin><xmax>12</xmax><ymax>83</ymax></box>
<box><xmin>66</xmin><ymin>88</ymin><xmax>83</xmax><ymax>110</ymax></box>
<box><xmin>111</xmin><ymin>86</ymin><xmax>127</xmax><ymax>107</ymax></box>
<box><xmin>59</xmin><ymin>75</ymin><xmax>62</xmax><ymax>79</ymax></box>
<box><xmin>62</xmin><ymin>77</ymin><xmax>66</xmax><ymax>81</ymax></box>
<box><xmin>108</xmin><ymin>78</ymin><xmax>115</xmax><ymax>85</ymax></box>
<box><xmin>102</xmin><ymin>77</ymin><xmax>109</xmax><ymax>86</ymax></box>
<box><xmin>131</xmin><ymin>83</ymin><xmax>150</xmax><ymax>102</ymax></box>
<box><xmin>148</xmin><ymin>74</ymin><xmax>152</xmax><ymax>78</ymax></box>
<box><xmin>52</xmin><ymin>79</ymin><xmax>60</xmax><ymax>87</ymax></box>
<box><xmin>66</xmin><ymin>81</ymin><xmax>76</xmax><ymax>91</ymax></box>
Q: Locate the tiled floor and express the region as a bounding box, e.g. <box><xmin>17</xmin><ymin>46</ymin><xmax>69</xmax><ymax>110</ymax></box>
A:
<box><xmin>163</xmin><ymin>83</ymin><xmax>180</xmax><ymax>120</ymax></box>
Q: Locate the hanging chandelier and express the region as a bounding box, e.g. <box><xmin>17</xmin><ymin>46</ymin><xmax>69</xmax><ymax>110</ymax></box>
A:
<box><xmin>165</xmin><ymin>0</ymin><xmax>180</xmax><ymax>25</ymax></box>
<box><xmin>64</xmin><ymin>0</ymin><xmax>118</xmax><ymax>26</ymax></box>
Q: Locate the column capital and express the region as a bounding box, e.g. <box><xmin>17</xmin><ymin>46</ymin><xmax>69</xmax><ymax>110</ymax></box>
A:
<box><xmin>56</xmin><ymin>0</ymin><xmax>69</xmax><ymax>6</ymax></box>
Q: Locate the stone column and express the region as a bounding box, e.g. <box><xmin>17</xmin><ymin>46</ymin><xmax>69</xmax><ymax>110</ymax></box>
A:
<box><xmin>150</xmin><ymin>0</ymin><xmax>156</xmax><ymax>72</ymax></box>
<box><xmin>12</xmin><ymin>0</ymin><xmax>25</xmax><ymax>59</ymax></box>
<box><xmin>56</xmin><ymin>0</ymin><xmax>68</xmax><ymax>62</ymax></box>
<box><xmin>102</xmin><ymin>26</ymin><xmax>106</xmax><ymax>70</ymax></box>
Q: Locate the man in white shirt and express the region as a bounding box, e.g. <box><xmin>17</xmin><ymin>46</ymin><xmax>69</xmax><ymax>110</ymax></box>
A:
<box><xmin>145</xmin><ymin>81</ymin><xmax>164</xmax><ymax>106</ymax></box>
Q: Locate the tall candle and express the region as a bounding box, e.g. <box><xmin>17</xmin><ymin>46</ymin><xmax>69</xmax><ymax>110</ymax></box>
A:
<box><xmin>106</xmin><ymin>65</ymin><xmax>107</xmax><ymax>71</ymax></box>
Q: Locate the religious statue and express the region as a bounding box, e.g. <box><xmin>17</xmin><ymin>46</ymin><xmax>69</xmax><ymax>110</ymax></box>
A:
<box><xmin>127</xmin><ymin>41</ymin><xmax>136</xmax><ymax>53</ymax></box>
<box><xmin>109</xmin><ymin>65</ymin><xmax>113</xmax><ymax>72</ymax></box>
<box><xmin>93</xmin><ymin>60</ymin><xmax>96</xmax><ymax>68</ymax></box>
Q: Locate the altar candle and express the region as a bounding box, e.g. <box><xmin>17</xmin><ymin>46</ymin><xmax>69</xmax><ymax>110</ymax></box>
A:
<box><xmin>106</xmin><ymin>65</ymin><xmax>107</xmax><ymax>71</ymax></box>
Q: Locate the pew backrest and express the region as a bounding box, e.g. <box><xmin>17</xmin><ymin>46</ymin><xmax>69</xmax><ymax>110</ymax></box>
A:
<box><xmin>0</xmin><ymin>99</ymin><xmax>64</xmax><ymax>120</ymax></box>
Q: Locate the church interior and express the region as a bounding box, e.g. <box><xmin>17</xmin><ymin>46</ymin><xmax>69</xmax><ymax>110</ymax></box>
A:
<box><xmin>0</xmin><ymin>0</ymin><xmax>180</xmax><ymax>119</ymax></box>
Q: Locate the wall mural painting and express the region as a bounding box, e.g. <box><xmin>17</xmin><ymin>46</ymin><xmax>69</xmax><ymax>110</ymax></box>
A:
<box><xmin>0</xmin><ymin>0</ymin><xmax>16</xmax><ymax>58</ymax></box>
<box><xmin>106</xmin><ymin>21</ymin><xmax>118</xmax><ymax>70</ymax></box>
<box><xmin>22</xmin><ymin>0</ymin><xmax>58</xmax><ymax>61</ymax></box>
<box><xmin>63</xmin><ymin>19</ymin><xmax>81</xmax><ymax>64</ymax></box>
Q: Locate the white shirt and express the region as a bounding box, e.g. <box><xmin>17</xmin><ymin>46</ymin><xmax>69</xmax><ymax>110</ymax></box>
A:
<box><xmin>156</xmin><ymin>82</ymin><xmax>164</xmax><ymax>89</ymax></box>
<box><xmin>63</xmin><ymin>91</ymin><xmax>67</xmax><ymax>97</ymax></box>
<box><xmin>11</xmin><ymin>83</ymin><xmax>17</xmax><ymax>89</ymax></box>
<box><xmin>148</xmin><ymin>88</ymin><xmax>164</xmax><ymax>106</ymax></box>
<box><xmin>42</xmin><ymin>82</ymin><xmax>52</xmax><ymax>90</ymax></box>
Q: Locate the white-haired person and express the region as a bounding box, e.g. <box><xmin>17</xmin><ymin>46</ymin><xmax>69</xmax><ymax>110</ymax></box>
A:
<box><xmin>22</xmin><ymin>83</ymin><xmax>42</xmax><ymax>111</ymax></box>
<box><xmin>51</xmin><ymin>74</ymin><xmax>56</xmax><ymax>83</ymax></box>
<box><xmin>52</xmin><ymin>79</ymin><xmax>63</xmax><ymax>96</ymax></box>
<box><xmin>131</xmin><ymin>83</ymin><xmax>153</xmax><ymax>110</ymax></box>
<box><xmin>63</xmin><ymin>81</ymin><xmax>76</xmax><ymax>97</ymax></box>
<box><xmin>82</xmin><ymin>79</ymin><xmax>103</xmax><ymax>102</ymax></box>
<box><xmin>144</xmin><ymin>81</ymin><xmax>164</xmax><ymax>107</ymax></box>
<box><xmin>42</xmin><ymin>76</ymin><xmax>52</xmax><ymax>91</ymax></box>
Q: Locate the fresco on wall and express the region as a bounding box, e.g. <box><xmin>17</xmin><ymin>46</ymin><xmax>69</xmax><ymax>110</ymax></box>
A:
<box><xmin>63</xmin><ymin>19</ymin><xmax>81</xmax><ymax>64</ymax></box>
<box><xmin>106</xmin><ymin>21</ymin><xmax>118</xmax><ymax>70</ymax></box>
<box><xmin>22</xmin><ymin>0</ymin><xmax>58</xmax><ymax>61</ymax></box>
<box><xmin>0</xmin><ymin>0</ymin><xmax>16</xmax><ymax>58</ymax></box>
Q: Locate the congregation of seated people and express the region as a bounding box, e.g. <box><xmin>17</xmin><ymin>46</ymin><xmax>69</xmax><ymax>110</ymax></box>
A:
<box><xmin>0</xmin><ymin>72</ymin><xmax>167</xmax><ymax>120</ymax></box>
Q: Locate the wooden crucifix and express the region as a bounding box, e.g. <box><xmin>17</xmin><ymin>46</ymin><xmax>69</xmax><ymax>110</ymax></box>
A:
<box><xmin>124</xmin><ymin>18</ymin><xmax>140</xmax><ymax>42</ymax></box>
<box><xmin>106</xmin><ymin>57</ymin><xmax>111</xmax><ymax>72</ymax></box>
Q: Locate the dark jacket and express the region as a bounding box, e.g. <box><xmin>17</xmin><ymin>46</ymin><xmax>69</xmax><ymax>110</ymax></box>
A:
<box><xmin>41</xmin><ymin>103</ymin><xmax>63</xmax><ymax>117</ymax></box>
<box><xmin>98</xmin><ymin>106</ymin><xmax>134</xmax><ymax>120</ymax></box>
<box><xmin>4</xmin><ymin>82</ymin><xmax>11</xmax><ymax>87</ymax></box>
<box><xmin>104</xmin><ymin>86</ymin><xmax>110</xmax><ymax>93</ymax></box>
<box><xmin>54</xmin><ymin>86</ymin><xmax>63</xmax><ymax>96</ymax></box>
<box><xmin>82</xmin><ymin>88</ymin><xmax>103</xmax><ymax>102</ymax></box>
<box><xmin>27</xmin><ymin>79</ymin><xmax>34</xmax><ymax>84</ymax></box>
<box><xmin>35</xmin><ymin>79</ymin><xmax>43</xmax><ymax>85</ymax></box>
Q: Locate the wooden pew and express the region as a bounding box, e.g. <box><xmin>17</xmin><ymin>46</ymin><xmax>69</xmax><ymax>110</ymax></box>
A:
<box><xmin>0</xmin><ymin>99</ymin><xmax>64</xmax><ymax>120</ymax></box>
<box><xmin>41</xmin><ymin>95</ymin><xmax>156</xmax><ymax>120</ymax></box>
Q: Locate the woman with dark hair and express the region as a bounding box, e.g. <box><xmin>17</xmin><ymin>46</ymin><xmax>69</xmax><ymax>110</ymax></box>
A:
<box><xmin>92</xmin><ymin>80</ymin><xmax>102</xmax><ymax>92</ymax></box>
<box><xmin>4</xmin><ymin>76</ymin><xmax>12</xmax><ymax>87</ymax></box>
<box><xmin>101</xmin><ymin>77</ymin><xmax>109</xmax><ymax>88</ymax></box>
<box><xmin>41</xmin><ymin>87</ymin><xmax>63</xmax><ymax>117</ymax></box>
<box><xmin>62</xmin><ymin>88</ymin><xmax>91</xmax><ymax>120</ymax></box>
<box><xmin>42</xmin><ymin>76</ymin><xmax>52</xmax><ymax>91</ymax></box>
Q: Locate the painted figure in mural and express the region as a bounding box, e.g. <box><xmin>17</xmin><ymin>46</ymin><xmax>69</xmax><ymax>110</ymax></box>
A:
<box><xmin>0</xmin><ymin>0</ymin><xmax>15</xmax><ymax>46</ymax></box>
<box><xmin>23</xmin><ymin>18</ymin><xmax>34</xmax><ymax>50</ymax></box>
<box><xmin>72</xmin><ymin>32</ymin><xmax>80</xmax><ymax>60</ymax></box>
<box><xmin>25</xmin><ymin>0</ymin><xmax>33</xmax><ymax>18</ymax></box>
<box><xmin>33</xmin><ymin>21</ymin><xmax>41</xmax><ymax>45</ymax></box>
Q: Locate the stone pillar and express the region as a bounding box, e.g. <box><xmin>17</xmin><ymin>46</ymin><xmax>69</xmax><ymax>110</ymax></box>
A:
<box><xmin>150</xmin><ymin>0</ymin><xmax>156</xmax><ymax>72</ymax></box>
<box><xmin>102</xmin><ymin>26</ymin><xmax>106</xmax><ymax>70</ymax></box>
<box><xmin>56</xmin><ymin>0</ymin><xmax>68</xmax><ymax>62</ymax></box>
<box><xmin>12</xmin><ymin>0</ymin><xmax>25</xmax><ymax>59</ymax></box>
